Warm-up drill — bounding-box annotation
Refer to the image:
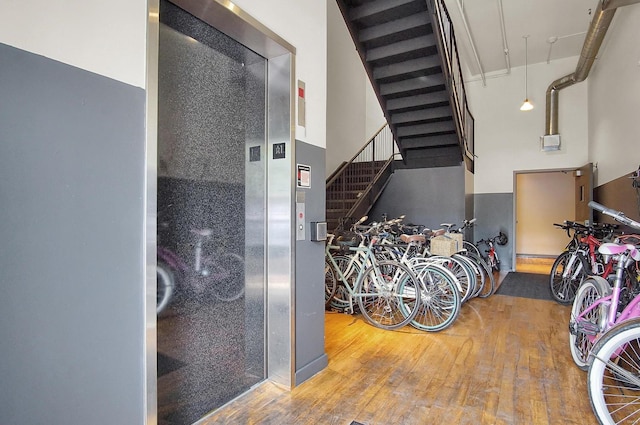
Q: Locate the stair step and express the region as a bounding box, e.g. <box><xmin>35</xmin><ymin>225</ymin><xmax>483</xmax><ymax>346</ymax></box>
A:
<box><xmin>380</xmin><ymin>73</ymin><xmax>445</xmax><ymax>97</ymax></box>
<box><xmin>350</xmin><ymin>0</ymin><xmax>426</xmax><ymax>27</ymax></box>
<box><xmin>366</xmin><ymin>35</ymin><xmax>437</xmax><ymax>65</ymax></box>
<box><xmin>359</xmin><ymin>14</ymin><xmax>431</xmax><ymax>49</ymax></box>
<box><xmin>390</xmin><ymin>106</ymin><xmax>453</xmax><ymax>125</ymax></box>
<box><xmin>399</xmin><ymin>133</ymin><xmax>459</xmax><ymax>149</ymax></box>
<box><xmin>401</xmin><ymin>146</ymin><xmax>463</xmax><ymax>168</ymax></box>
<box><xmin>396</xmin><ymin>121</ymin><xmax>455</xmax><ymax>137</ymax></box>
<box><xmin>373</xmin><ymin>56</ymin><xmax>441</xmax><ymax>83</ymax></box>
<box><xmin>386</xmin><ymin>92</ymin><xmax>450</xmax><ymax>112</ymax></box>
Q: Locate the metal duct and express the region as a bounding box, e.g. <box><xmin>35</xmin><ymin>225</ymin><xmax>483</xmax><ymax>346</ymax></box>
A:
<box><xmin>544</xmin><ymin>0</ymin><xmax>640</xmax><ymax>136</ymax></box>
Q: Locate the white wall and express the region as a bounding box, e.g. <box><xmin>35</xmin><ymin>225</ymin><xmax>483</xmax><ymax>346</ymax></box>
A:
<box><xmin>0</xmin><ymin>0</ymin><xmax>147</xmax><ymax>88</ymax></box>
<box><xmin>467</xmin><ymin>56</ymin><xmax>589</xmax><ymax>194</ymax></box>
<box><xmin>365</xmin><ymin>81</ymin><xmax>387</xmax><ymax>139</ymax></box>
<box><xmin>326</xmin><ymin>0</ymin><xmax>365</xmax><ymax>173</ymax></box>
<box><xmin>234</xmin><ymin>0</ymin><xmax>327</xmax><ymax>150</ymax></box>
<box><xmin>0</xmin><ymin>0</ymin><xmax>328</xmax><ymax>149</ymax></box>
<box><xmin>588</xmin><ymin>6</ymin><xmax>640</xmax><ymax>186</ymax></box>
<box><xmin>326</xmin><ymin>0</ymin><xmax>386</xmax><ymax>174</ymax></box>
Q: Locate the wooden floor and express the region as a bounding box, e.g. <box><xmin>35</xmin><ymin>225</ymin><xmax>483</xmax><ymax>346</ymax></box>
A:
<box><xmin>201</xmin><ymin>258</ymin><xmax>596</xmax><ymax>425</ymax></box>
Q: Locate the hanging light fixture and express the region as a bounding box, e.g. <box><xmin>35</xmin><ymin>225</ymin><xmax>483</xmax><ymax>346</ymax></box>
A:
<box><xmin>520</xmin><ymin>35</ymin><xmax>534</xmax><ymax>111</ymax></box>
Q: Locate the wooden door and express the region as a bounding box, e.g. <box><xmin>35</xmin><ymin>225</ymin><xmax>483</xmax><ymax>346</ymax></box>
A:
<box><xmin>574</xmin><ymin>163</ymin><xmax>593</xmax><ymax>223</ymax></box>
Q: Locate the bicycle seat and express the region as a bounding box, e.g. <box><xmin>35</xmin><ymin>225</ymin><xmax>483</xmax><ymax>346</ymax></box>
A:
<box><xmin>191</xmin><ymin>228</ymin><xmax>214</xmax><ymax>237</ymax></box>
<box><xmin>599</xmin><ymin>243</ymin><xmax>640</xmax><ymax>260</ymax></box>
<box><xmin>431</xmin><ymin>229</ymin><xmax>446</xmax><ymax>237</ymax></box>
<box><xmin>400</xmin><ymin>234</ymin><xmax>426</xmax><ymax>244</ymax></box>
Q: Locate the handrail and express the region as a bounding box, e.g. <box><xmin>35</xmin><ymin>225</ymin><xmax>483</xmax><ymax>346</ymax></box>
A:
<box><xmin>345</xmin><ymin>154</ymin><xmax>396</xmax><ymax>219</ymax></box>
<box><xmin>429</xmin><ymin>0</ymin><xmax>475</xmax><ymax>170</ymax></box>
<box><xmin>326</xmin><ymin>124</ymin><xmax>397</xmax><ymax>230</ymax></box>
<box><xmin>326</xmin><ymin>123</ymin><xmax>391</xmax><ymax>187</ymax></box>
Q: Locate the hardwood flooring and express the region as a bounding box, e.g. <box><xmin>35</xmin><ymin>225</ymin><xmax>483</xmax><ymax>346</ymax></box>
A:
<box><xmin>200</xmin><ymin>258</ymin><xmax>596</xmax><ymax>425</ymax></box>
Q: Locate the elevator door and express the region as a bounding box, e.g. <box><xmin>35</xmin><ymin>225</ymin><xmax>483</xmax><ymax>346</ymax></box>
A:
<box><xmin>157</xmin><ymin>1</ymin><xmax>266</xmax><ymax>422</ymax></box>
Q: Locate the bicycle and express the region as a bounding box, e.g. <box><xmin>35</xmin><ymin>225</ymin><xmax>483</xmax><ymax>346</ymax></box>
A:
<box><xmin>442</xmin><ymin>218</ymin><xmax>496</xmax><ymax>298</ymax></box>
<box><xmin>324</xmin><ymin>221</ymin><xmax>422</xmax><ymax>330</ymax></box>
<box><xmin>587</xmin><ymin>317</ymin><xmax>640</xmax><ymax>424</ymax></box>
<box><xmin>568</xmin><ymin>202</ymin><xmax>640</xmax><ymax>371</ymax></box>
<box><xmin>549</xmin><ymin>220</ymin><xmax>618</xmax><ymax>305</ymax></box>
<box><xmin>157</xmin><ymin>227</ymin><xmax>245</xmax><ymax>307</ymax></box>
<box><xmin>380</xmin><ymin>225</ymin><xmax>463</xmax><ymax>331</ymax></box>
<box><xmin>476</xmin><ymin>232</ymin><xmax>508</xmax><ymax>272</ymax></box>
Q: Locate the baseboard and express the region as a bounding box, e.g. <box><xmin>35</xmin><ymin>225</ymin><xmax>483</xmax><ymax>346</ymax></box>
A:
<box><xmin>295</xmin><ymin>353</ymin><xmax>328</xmax><ymax>386</ymax></box>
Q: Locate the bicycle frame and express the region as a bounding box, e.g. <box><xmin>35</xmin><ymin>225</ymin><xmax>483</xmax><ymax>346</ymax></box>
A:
<box><xmin>574</xmin><ymin>247</ymin><xmax>640</xmax><ymax>352</ymax></box>
<box><xmin>326</xmin><ymin>234</ymin><xmax>408</xmax><ymax>314</ymax></box>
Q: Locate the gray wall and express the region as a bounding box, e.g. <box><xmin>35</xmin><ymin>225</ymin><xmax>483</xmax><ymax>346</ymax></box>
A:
<box><xmin>474</xmin><ymin>193</ymin><xmax>514</xmax><ymax>271</ymax></box>
<box><xmin>0</xmin><ymin>43</ymin><xmax>146</xmax><ymax>424</ymax></box>
<box><xmin>369</xmin><ymin>165</ymin><xmax>514</xmax><ymax>270</ymax></box>
<box><xmin>370</xmin><ymin>165</ymin><xmax>466</xmax><ymax>229</ymax></box>
<box><xmin>294</xmin><ymin>140</ymin><xmax>328</xmax><ymax>385</ymax></box>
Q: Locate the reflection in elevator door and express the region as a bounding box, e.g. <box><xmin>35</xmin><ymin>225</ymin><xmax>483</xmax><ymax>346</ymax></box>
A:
<box><xmin>157</xmin><ymin>1</ymin><xmax>266</xmax><ymax>422</ymax></box>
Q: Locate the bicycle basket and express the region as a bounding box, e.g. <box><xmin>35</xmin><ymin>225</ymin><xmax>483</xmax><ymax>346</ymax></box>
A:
<box><xmin>496</xmin><ymin>232</ymin><xmax>508</xmax><ymax>246</ymax></box>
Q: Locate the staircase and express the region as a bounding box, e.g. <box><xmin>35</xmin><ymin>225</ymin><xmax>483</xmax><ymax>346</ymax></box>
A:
<box><xmin>335</xmin><ymin>0</ymin><xmax>474</xmax><ymax>170</ymax></box>
<box><xmin>326</xmin><ymin>125</ymin><xmax>396</xmax><ymax>232</ymax></box>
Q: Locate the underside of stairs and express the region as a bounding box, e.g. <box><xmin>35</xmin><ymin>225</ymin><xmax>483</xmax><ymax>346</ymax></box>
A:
<box><xmin>335</xmin><ymin>0</ymin><xmax>474</xmax><ymax>170</ymax></box>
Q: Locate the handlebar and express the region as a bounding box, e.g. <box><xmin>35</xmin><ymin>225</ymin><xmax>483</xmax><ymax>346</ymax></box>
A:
<box><xmin>588</xmin><ymin>201</ymin><xmax>640</xmax><ymax>231</ymax></box>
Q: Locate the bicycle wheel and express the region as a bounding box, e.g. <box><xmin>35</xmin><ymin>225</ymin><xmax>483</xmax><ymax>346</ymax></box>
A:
<box><xmin>588</xmin><ymin>318</ymin><xmax>640</xmax><ymax>424</ymax></box>
<box><xmin>355</xmin><ymin>260</ymin><xmax>420</xmax><ymax>330</ymax></box>
<box><xmin>430</xmin><ymin>255</ymin><xmax>473</xmax><ymax>303</ymax></box>
<box><xmin>570</xmin><ymin>277</ymin><xmax>611</xmax><ymax>370</ymax></box>
<box><xmin>463</xmin><ymin>241</ymin><xmax>482</xmax><ymax>259</ymax></box>
<box><xmin>157</xmin><ymin>261</ymin><xmax>175</xmax><ymax>315</ymax></box>
<box><xmin>401</xmin><ymin>263</ymin><xmax>461</xmax><ymax>332</ymax></box>
<box><xmin>550</xmin><ymin>251</ymin><xmax>589</xmax><ymax>304</ymax></box>
<box><xmin>325</xmin><ymin>258</ymin><xmax>337</xmax><ymax>306</ymax></box>
<box><xmin>453</xmin><ymin>254</ymin><xmax>480</xmax><ymax>300</ymax></box>
<box><xmin>329</xmin><ymin>255</ymin><xmax>361</xmax><ymax>313</ymax></box>
<box><xmin>208</xmin><ymin>252</ymin><xmax>245</xmax><ymax>302</ymax></box>
<box><xmin>473</xmin><ymin>254</ymin><xmax>495</xmax><ymax>298</ymax></box>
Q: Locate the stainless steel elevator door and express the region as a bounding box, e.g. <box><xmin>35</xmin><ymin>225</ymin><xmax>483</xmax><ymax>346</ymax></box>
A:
<box><xmin>157</xmin><ymin>1</ymin><xmax>266</xmax><ymax>422</ymax></box>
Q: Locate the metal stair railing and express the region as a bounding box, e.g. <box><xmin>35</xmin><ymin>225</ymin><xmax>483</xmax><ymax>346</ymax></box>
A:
<box><xmin>326</xmin><ymin>124</ymin><xmax>397</xmax><ymax>228</ymax></box>
<box><xmin>429</xmin><ymin>0</ymin><xmax>475</xmax><ymax>172</ymax></box>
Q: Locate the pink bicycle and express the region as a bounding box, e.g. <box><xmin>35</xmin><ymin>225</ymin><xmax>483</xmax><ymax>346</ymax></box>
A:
<box><xmin>568</xmin><ymin>201</ymin><xmax>640</xmax><ymax>370</ymax></box>
<box><xmin>157</xmin><ymin>226</ymin><xmax>245</xmax><ymax>314</ymax></box>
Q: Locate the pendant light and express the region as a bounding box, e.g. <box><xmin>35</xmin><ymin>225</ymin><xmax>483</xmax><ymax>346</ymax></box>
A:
<box><xmin>520</xmin><ymin>35</ymin><xmax>533</xmax><ymax>111</ymax></box>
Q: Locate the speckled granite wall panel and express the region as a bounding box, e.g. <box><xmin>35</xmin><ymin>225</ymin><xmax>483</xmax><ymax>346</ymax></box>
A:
<box><xmin>157</xmin><ymin>1</ymin><xmax>267</xmax><ymax>422</ymax></box>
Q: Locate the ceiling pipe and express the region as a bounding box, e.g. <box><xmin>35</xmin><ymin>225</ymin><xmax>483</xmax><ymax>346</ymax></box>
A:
<box><xmin>456</xmin><ymin>0</ymin><xmax>486</xmax><ymax>86</ymax></box>
<box><xmin>497</xmin><ymin>0</ymin><xmax>511</xmax><ymax>73</ymax></box>
<box><xmin>544</xmin><ymin>0</ymin><xmax>623</xmax><ymax>136</ymax></box>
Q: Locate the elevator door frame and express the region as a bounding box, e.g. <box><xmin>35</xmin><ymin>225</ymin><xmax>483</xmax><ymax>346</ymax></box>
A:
<box><xmin>146</xmin><ymin>1</ymin><xmax>296</xmax><ymax>423</ymax></box>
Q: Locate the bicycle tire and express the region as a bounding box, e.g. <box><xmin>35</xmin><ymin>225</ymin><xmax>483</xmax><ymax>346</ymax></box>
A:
<box><xmin>355</xmin><ymin>260</ymin><xmax>420</xmax><ymax>330</ymax></box>
<box><xmin>463</xmin><ymin>241</ymin><xmax>482</xmax><ymax>259</ymax></box>
<box><xmin>157</xmin><ymin>261</ymin><xmax>175</xmax><ymax>315</ymax></box>
<box><xmin>429</xmin><ymin>255</ymin><xmax>473</xmax><ymax>303</ymax></box>
<box><xmin>208</xmin><ymin>252</ymin><xmax>245</xmax><ymax>302</ymax></box>
<box><xmin>325</xmin><ymin>258</ymin><xmax>337</xmax><ymax>306</ymax></box>
<box><xmin>549</xmin><ymin>251</ymin><xmax>589</xmax><ymax>304</ymax></box>
<box><xmin>473</xmin><ymin>254</ymin><xmax>495</xmax><ymax>298</ymax></box>
<box><xmin>453</xmin><ymin>254</ymin><xmax>480</xmax><ymax>300</ymax></box>
<box><xmin>401</xmin><ymin>263</ymin><xmax>461</xmax><ymax>332</ymax></box>
<box><xmin>588</xmin><ymin>317</ymin><xmax>640</xmax><ymax>424</ymax></box>
<box><xmin>328</xmin><ymin>254</ymin><xmax>362</xmax><ymax>313</ymax></box>
<box><xmin>458</xmin><ymin>250</ymin><xmax>494</xmax><ymax>298</ymax></box>
<box><xmin>569</xmin><ymin>276</ymin><xmax>611</xmax><ymax>370</ymax></box>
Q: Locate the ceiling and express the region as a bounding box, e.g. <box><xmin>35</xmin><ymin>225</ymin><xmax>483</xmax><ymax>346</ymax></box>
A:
<box><xmin>442</xmin><ymin>0</ymin><xmax>601</xmax><ymax>80</ymax></box>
